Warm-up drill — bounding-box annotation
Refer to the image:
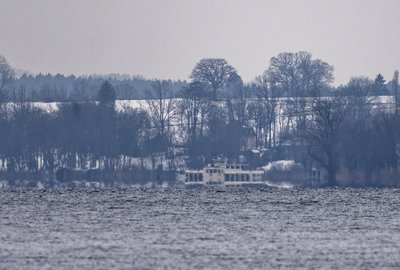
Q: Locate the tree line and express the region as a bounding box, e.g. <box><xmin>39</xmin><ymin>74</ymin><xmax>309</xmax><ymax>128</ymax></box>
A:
<box><xmin>8</xmin><ymin>71</ymin><xmax>186</xmax><ymax>102</ymax></box>
<box><xmin>0</xmin><ymin>52</ymin><xmax>399</xmax><ymax>186</ymax></box>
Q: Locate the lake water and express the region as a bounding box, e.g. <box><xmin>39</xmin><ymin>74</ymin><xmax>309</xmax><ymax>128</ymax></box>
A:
<box><xmin>0</xmin><ymin>188</ymin><xmax>400</xmax><ymax>269</ymax></box>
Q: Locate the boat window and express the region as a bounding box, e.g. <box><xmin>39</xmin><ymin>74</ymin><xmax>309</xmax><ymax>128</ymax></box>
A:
<box><xmin>246</xmin><ymin>174</ymin><xmax>250</xmax><ymax>181</ymax></box>
<box><xmin>241</xmin><ymin>174</ymin><xmax>245</xmax><ymax>181</ymax></box>
<box><xmin>225</xmin><ymin>174</ymin><xmax>229</xmax><ymax>181</ymax></box>
<box><xmin>199</xmin><ymin>174</ymin><xmax>203</xmax><ymax>181</ymax></box>
<box><xmin>235</xmin><ymin>174</ymin><xmax>239</xmax><ymax>181</ymax></box>
<box><xmin>194</xmin><ymin>174</ymin><xmax>198</xmax><ymax>181</ymax></box>
<box><xmin>189</xmin><ymin>174</ymin><xmax>193</xmax><ymax>181</ymax></box>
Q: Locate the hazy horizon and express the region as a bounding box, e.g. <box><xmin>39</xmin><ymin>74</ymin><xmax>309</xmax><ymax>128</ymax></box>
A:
<box><xmin>1</xmin><ymin>0</ymin><xmax>399</xmax><ymax>85</ymax></box>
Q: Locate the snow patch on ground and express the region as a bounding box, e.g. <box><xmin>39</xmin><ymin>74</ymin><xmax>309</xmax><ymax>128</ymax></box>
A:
<box><xmin>262</xmin><ymin>160</ymin><xmax>298</xmax><ymax>171</ymax></box>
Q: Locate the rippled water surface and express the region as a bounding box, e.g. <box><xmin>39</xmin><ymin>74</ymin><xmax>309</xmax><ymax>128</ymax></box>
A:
<box><xmin>1</xmin><ymin>188</ymin><xmax>400</xmax><ymax>269</ymax></box>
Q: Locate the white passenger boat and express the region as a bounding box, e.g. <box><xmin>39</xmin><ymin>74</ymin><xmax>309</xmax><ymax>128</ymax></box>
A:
<box><xmin>180</xmin><ymin>163</ymin><xmax>265</xmax><ymax>186</ymax></box>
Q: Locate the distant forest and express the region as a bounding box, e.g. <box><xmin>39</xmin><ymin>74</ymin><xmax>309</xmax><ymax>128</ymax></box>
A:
<box><xmin>0</xmin><ymin>52</ymin><xmax>399</xmax><ymax>187</ymax></box>
<box><xmin>12</xmin><ymin>73</ymin><xmax>187</xmax><ymax>101</ymax></box>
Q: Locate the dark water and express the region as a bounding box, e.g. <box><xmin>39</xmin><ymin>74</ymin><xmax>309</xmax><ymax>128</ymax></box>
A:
<box><xmin>0</xmin><ymin>188</ymin><xmax>400</xmax><ymax>269</ymax></box>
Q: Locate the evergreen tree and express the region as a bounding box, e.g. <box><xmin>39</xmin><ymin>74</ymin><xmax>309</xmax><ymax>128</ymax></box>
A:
<box><xmin>372</xmin><ymin>74</ymin><xmax>387</xmax><ymax>95</ymax></box>
<box><xmin>98</xmin><ymin>80</ymin><xmax>116</xmax><ymax>106</ymax></box>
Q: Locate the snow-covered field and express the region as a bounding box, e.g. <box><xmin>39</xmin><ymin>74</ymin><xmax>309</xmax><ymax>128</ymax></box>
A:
<box><xmin>8</xmin><ymin>95</ymin><xmax>394</xmax><ymax>114</ymax></box>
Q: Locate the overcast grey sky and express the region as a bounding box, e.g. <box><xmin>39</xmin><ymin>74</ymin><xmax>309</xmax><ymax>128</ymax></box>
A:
<box><xmin>0</xmin><ymin>0</ymin><xmax>399</xmax><ymax>85</ymax></box>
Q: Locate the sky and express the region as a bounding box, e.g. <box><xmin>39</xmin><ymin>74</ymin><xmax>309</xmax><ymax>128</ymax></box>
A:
<box><xmin>0</xmin><ymin>0</ymin><xmax>399</xmax><ymax>85</ymax></box>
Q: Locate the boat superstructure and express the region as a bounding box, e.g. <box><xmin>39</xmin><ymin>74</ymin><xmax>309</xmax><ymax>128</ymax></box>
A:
<box><xmin>181</xmin><ymin>163</ymin><xmax>264</xmax><ymax>186</ymax></box>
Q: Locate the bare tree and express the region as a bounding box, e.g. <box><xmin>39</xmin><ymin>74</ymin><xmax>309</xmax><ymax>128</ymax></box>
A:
<box><xmin>146</xmin><ymin>80</ymin><xmax>177</xmax><ymax>153</ymax></box>
<box><xmin>0</xmin><ymin>55</ymin><xmax>15</xmax><ymax>102</ymax></box>
<box><xmin>224</xmin><ymin>72</ymin><xmax>244</xmax><ymax>98</ymax></box>
<box><xmin>265</xmin><ymin>51</ymin><xmax>334</xmax><ymax>97</ymax></box>
<box><xmin>344</xmin><ymin>76</ymin><xmax>374</xmax><ymax>96</ymax></box>
<box><xmin>178</xmin><ymin>81</ymin><xmax>211</xmax><ymax>165</ymax></box>
<box><xmin>116</xmin><ymin>106</ymin><xmax>151</xmax><ymax>169</ymax></box>
<box><xmin>264</xmin><ymin>52</ymin><xmax>334</xmax><ymax>134</ymax></box>
<box><xmin>190</xmin><ymin>58</ymin><xmax>236</xmax><ymax>101</ymax></box>
<box><xmin>340</xmin><ymin>76</ymin><xmax>377</xmax><ymax>120</ymax></box>
<box><xmin>225</xmin><ymin>73</ymin><xmax>249</xmax><ymax>125</ymax></box>
<box><xmin>247</xmin><ymin>75</ymin><xmax>279</xmax><ymax>147</ymax></box>
<box><xmin>304</xmin><ymin>96</ymin><xmax>349</xmax><ymax>186</ymax></box>
<box><xmin>393</xmin><ymin>70</ymin><xmax>399</xmax><ymax>115</ymax></box>
<box><xmin>180</xmin><ymin>81</ymin><xmax>209</xmax><ymax>144</ymax></box>
<box><xmin>95</xmin><ymin>81</ymin><xmax>117</xmax><ymax>170</ymax></box>
<box><xmin>304</xmin><ymin>74</ymin><xmax>378</xmax><ymax>186</ymax></box>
